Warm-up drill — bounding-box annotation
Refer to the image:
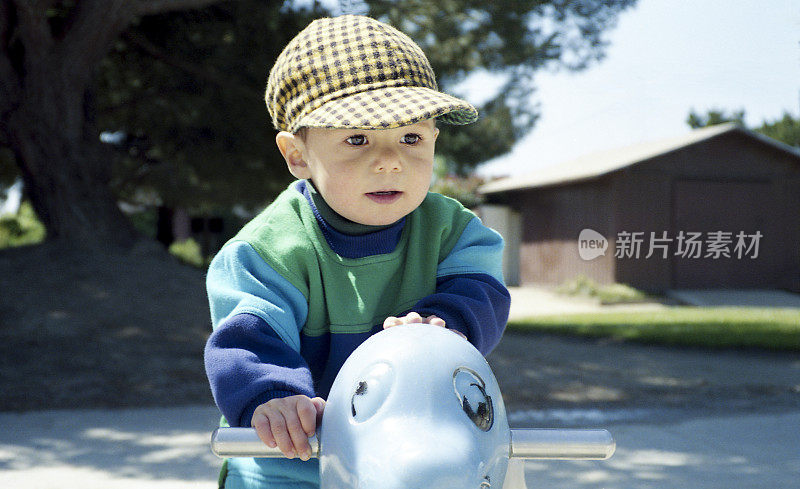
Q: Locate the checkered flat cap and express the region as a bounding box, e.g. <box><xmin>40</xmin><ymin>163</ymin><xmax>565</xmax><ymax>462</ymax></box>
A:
<box><xmin>266</xmin><ymin>15</ymin><xmax>478</xmax><ymax>133</ymax></box>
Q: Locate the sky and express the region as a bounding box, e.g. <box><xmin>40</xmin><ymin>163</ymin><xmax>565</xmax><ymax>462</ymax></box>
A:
<box><xmin>476</xmin><ymin>0</ymin><xmax>800</xmax><ymax>178</ymax></box>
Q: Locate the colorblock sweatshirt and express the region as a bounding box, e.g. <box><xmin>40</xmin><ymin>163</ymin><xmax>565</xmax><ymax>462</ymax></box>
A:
<box><xmin>203</xmin><ymin>180</ymin><xmax>510</xmax><ymax>486</ymax></box>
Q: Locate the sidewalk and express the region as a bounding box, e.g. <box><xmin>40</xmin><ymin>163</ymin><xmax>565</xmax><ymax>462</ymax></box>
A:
<box><xmin>507</xmin><ymin>285</ymin><xmax>800</xmax><ymax>319</ymax></box>
<box><xmin>1</xmin><ymin>406</ymin><xmax>798</xmax><ymax>488</ymax></box>
<box><xmin>507</xmin><ymin>286</ymin><xmax>667</xmax><ymax>319</ymax></box>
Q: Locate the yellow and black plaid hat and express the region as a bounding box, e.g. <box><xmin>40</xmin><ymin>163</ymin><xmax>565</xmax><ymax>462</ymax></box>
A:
<box><xmin>265</xmin><ymin>15</ymin><xmax>478</xmax><ymax>133</ymax></box>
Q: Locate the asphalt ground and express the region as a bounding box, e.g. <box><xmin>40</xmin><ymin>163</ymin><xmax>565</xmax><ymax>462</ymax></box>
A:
<box><xmin>2</xmin><ymin>406</ymin><xmax>798</xmax><ymax>489</ymax></box>
<box><xmin>2</xmin><ymin>287</ymin><xmax>799</xmax><ymax>488</ymax></box>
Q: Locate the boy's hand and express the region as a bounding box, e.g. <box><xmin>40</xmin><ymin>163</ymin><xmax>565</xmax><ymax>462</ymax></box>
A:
<box><xmin>383</xmin><ymin>312</ymin><xmax>467</xmax><ymax>339</ymax></box>
<box><xmin>251</xmin><ymin>395</ymin><xmax>325</xmax><ymax>461</ymax></box>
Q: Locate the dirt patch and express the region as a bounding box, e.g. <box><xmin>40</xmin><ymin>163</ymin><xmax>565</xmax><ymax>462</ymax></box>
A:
<box><xmin>0</xmin><ymin>242</ymin><xmax>214</xmax><ymax>411</ymax></box>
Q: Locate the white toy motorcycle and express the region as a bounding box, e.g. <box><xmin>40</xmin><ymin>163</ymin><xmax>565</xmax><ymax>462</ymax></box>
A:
<box><xmin>212</xmin><ymin>324</ymin><xmax>615</xmax><ymax>489</ymax></box>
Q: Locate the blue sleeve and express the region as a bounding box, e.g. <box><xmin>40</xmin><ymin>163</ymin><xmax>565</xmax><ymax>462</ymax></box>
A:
<box><xmin>205</xmin><ymin>313</ymin><xmax>316</xmax><ymax>427</ymax></box>
<box><xmin>207</xmin><ymin>241</ymin><xmax>308</xmax><ymax>351</ymax></box>
<box><xmin>413</xmin><ymin>217</ymin><xmax>510</xmax><ymax>354</ymax></box>
<box><xmin>204</xmin><ymin>242</ymin><xmax>314</xmax><ymax>427</ymax></box>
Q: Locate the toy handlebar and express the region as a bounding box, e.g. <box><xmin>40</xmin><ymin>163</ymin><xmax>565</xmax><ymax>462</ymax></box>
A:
<box><xmin>210</xmin><ymin>428</ymin><xmax>320</xmax><ymax>458</ymax></box>
<box><xmin>509</xmin><ymin>429</ymin><xmax>615</xmax><ymax>460</ymax></box>
<box><xmin>211</xmin><ymin>427</ymin><xmax>615</xmax><ymax>460</ymax></box>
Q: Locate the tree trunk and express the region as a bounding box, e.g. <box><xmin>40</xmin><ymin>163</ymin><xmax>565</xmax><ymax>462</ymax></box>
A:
<box><xmin>6</xmin><ymin>71</ymin><xmax>138</xmax><ymax>247</ymax></box>
<box><xmin>1</xmin><ymin>0</ymin><xmax>230</xmax><ymax>249</ymax></box>
<box><xmin>10</xmin><ymin>120</ymin><xmax>138</xmax><ymax>247</ymax></box>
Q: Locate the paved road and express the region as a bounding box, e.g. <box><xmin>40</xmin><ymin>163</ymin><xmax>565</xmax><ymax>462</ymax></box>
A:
<box><xmin>2</xmin><ymin>329</ymin><xmax>798</xmax><ymax>489</ymax></box>
<box><xmin>3</xmin><ymin>288</ymin><xmax>798</xmax><ymax>488</ymax></box>
<box><xmin>1</xmin><ymin>405</ymin><xmax>798</xmax><ymax>489</ymax></box>
<box><xmin>521</xmin><ymin>411</ymin><xmax>800</xmax><ymax>489</ymax></box>
<box><xmin>490</xmin><ymin>330</ymin><xmax>800</xmax><ymax>417</ymax></box>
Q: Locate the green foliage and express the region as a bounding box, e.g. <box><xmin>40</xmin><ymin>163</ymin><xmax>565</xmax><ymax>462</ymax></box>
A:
<box><xmin>169</xmin><ymin>238</ymin><xmax>206</xmax><ymax>268</ymax></box>
<box><xmin>556</xmin><ymin>275</ymin><xmax>650</xmax><ymax>304</ymax></box>
<box><xmin>98</xmin><ymin>0</ymin><xmax>324</xmax><ymax>213</ymax></box>
<box><xmin>430</xmin><ymin>156</ymin><xmax>485</xmax><ymax>207</ymax></box>
<box><xmin>757</xmin><ymin>112</ymin><xmax>800</xmax><ymax>148</ymax></box>
<box><xmin>430</xmin><ymin>173</ymin><xmax>485</xmax><ymax>208</ymax></box>
<box><xmin>0</xmin><ymin>201</ymin><xmax>46</xmax><ymax>248</ymax></box>
<box><xmin>97</xmin><ymin>0</ymin><xmax>637</xmax><ymax>212</ymax></box>
<box><xmin>509</xmin><ymin>307</ymin><xmax>800</xmax><ymax>351</ymax></box>
<box><xmin>126</xmin><ymin>208</ymin><xmax>158</xmax><ymax>240</ymax></box>
<box><xmin>686</xmin><ymin>108</ymin><xmax>800</xmax><ymax>149</ymax></box>
<box><xmin>0</xmin><ymin>148</ymin><xmax>18</xmax><ymax>187</ymax></box>
<box><xmin>686</xmin><ymin>108</ymin><xmax>746</xmax><ymax>129</ymax></box>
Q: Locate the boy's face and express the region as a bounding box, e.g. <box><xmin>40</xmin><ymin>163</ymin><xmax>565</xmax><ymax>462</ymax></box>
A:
<box><xmin>277</xmin><ymin>120</ymin><xmax>439</xmax><ymax>226</ymax></box>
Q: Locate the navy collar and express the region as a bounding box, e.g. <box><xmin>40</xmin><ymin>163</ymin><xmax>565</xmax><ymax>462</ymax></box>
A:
<box><xmin>295</xmin><ymin>180</ymin><xmax>405</xmax><ymax>258</ymax></box>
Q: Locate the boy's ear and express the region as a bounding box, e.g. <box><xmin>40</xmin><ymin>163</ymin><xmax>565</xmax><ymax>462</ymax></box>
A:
<box><xmin>276</xmin><ymin>131</ymin><xmax>311</xmax><ymax>179</ymax></box>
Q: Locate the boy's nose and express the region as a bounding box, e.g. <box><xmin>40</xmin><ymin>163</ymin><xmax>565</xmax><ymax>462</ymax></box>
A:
<box><xmin>374</xmin><ymin>151</ymin><xmax>402</xmax><ymax>173</ymax></box>
<box><xmin>375</xmin><ymin>160</ymin><xmax>402</xmax><ymax>173</ymax></box>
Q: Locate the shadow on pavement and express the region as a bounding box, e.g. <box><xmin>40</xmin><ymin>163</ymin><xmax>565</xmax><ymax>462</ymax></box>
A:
<box><xmin>520</xmin><ymin>412</ymin><xmax>800</xmax><ymax>489</ymax></box>
<box><xmin>0</xmin><ymin>406</ymin><xmax>222</xmax><ymax>488</ymax></box>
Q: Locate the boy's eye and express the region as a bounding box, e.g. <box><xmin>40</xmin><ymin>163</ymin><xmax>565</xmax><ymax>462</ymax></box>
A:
<box><xmin>401</xmin><ymin>133</ymin><xmax>421</xmax><ymax>145</ymax></box>
<box><xmin>346</xmin><ymin>135</ymin><xmax>367</xmax><ymax>146</ymax></box>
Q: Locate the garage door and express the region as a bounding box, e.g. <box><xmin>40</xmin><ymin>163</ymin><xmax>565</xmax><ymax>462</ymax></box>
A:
<box><xmin>672</xmin><ymin>180</ymin><xmax>778</xmax><ymax>288</ymax></box>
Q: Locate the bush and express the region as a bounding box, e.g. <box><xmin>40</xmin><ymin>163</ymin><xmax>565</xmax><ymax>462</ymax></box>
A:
<box><xmin>557</xmin><ymin>275</ymin><xmax>650</xmax><ymax>304</ymax></box>
<box><xmin>168</xmin><ymin>238</ymin><xmax>206</xmax><ymax>268</ymax></box>
<box><xmin>0</xmin><ymin>201</ymin><xmax>46</xmax><ymax>248</ymax></box>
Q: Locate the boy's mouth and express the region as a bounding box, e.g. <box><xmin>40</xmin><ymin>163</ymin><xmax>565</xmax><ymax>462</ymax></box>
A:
<box><xmin>366</xmin><ymin>190</ymin><xmax>402</xmax><ymax>203</ymax></box>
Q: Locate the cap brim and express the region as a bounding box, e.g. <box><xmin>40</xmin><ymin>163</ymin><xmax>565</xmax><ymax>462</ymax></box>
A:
<box><xmin>295</xmin><ymin>86</ymin><xmax>478</xmax><ymax>131</ymax></box>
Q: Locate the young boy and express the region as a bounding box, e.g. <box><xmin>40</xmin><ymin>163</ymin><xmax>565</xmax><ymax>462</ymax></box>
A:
<box><xmin>204</xmin><ymin>14</ymin><xmax>510</xmax><ymax>489</ymax></box>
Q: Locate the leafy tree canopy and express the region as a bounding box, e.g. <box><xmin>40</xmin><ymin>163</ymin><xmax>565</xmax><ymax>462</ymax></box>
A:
<box><xmin>758</xmin><ymin>112</ymin><xmax>800</xmax><ymax>148</ymax></box>
<box><xmin>98</xmin><ymin>0</ymin><xmax>637</xmax><ymax>213</ymax></box>
<box><xmin>687</xmin><ymin>108</ymin><xmax>800</xmax><ymax>148</ymax></box>
<box><xmin>98</xmin><ymin>0</ymin><xmax>324</xmax><ymax>213</ymax></box>
<box><xmin>686</xmin><ymin>108</ymin><xmax>746</xmax><ymax>129</ymax></box>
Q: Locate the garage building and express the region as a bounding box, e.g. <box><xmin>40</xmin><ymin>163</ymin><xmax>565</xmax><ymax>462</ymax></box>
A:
<box><xmin>479</xmin><ymin>123</ymin><xmax>800</xmax><ymax>292</ymax></box>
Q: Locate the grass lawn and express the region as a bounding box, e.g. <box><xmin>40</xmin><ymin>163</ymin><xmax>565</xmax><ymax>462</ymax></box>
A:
<box><xmin>508</xmin><ymin>307</ymin><xmax>800</xmax><ymax>351</ymax></box>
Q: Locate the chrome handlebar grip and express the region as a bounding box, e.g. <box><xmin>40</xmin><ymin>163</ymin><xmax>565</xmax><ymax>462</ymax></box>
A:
<box><xmin>510</xmin><ymin>429</ymin><xmax>615</xmax><ymax>460</ymax></box>
<box><xmin>211</xmin><ymin>428</ymin><xmax>320</xmax><ymax>458</ymax></box>
<box><xmin>210</xmin><ymin>427</ymin><xmax>613</xmax><ymax>460</ymax></box>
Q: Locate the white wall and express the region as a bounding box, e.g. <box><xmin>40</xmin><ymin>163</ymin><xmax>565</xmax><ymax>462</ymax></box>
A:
<box><xmin>477</xmin><ymin>204</ymin><xmax>522</xmax><ymax>286</ymax></box>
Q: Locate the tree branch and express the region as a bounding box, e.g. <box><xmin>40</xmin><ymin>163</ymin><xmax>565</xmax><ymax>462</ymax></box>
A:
<box><xmin>57</xmin><ymin>0</ymin><xmax>136</xmax><ymax>81</ymax></box>
<box><xmin>0</xmin><ymin>0</ymin><xmax>19</xmax><ymax>111</ymax></box>
<box><xmin>124</xmin><ymin>30</ymin><xmax>262</xmax><ymax>101</ymax></box>
<box><xmin>59</xmin><ymin>0</ymin><xmax>237</xmax><ymax>84</ymax></box>
<box><xmin>133</xmin><ymin>0</ymin><xmax>232</xmax><ymax>17</ymax></box>
<box><xmin>0</xmin><ymin>0</ymin><xmax>11</xmax><ymax>41</ymax></box>
<box><xmin>11</xmin><ymin>0</ymin><xmax>53</xmax><ymax>60</ymax></box>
